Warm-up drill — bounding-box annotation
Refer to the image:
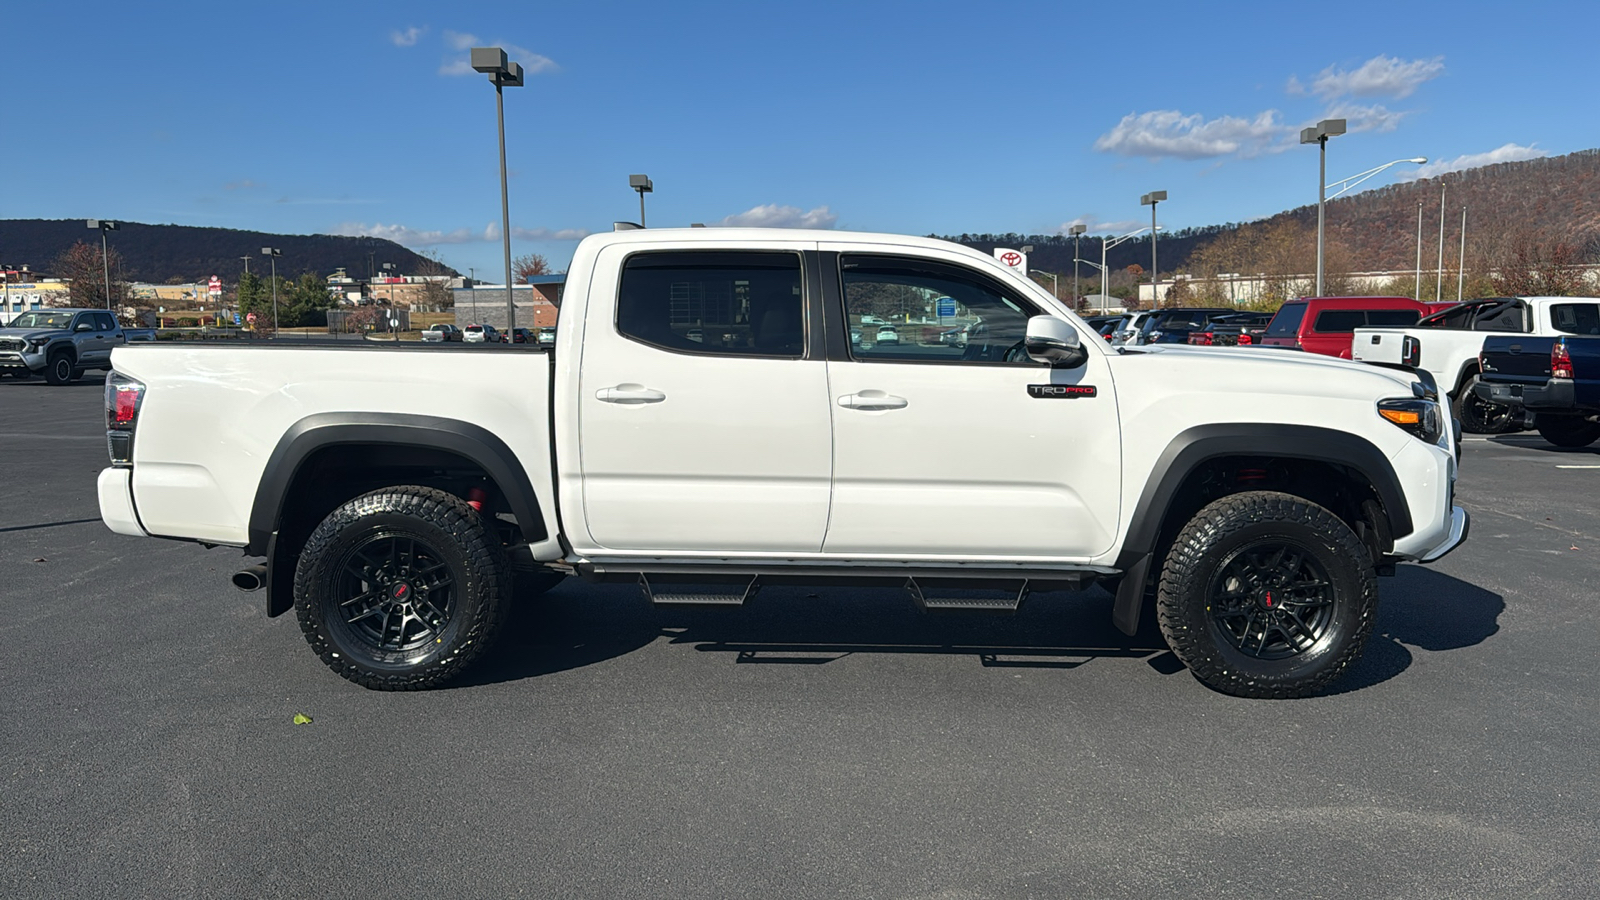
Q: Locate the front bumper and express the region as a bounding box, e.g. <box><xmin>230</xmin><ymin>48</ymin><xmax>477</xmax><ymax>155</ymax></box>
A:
<box><xmin>0</xmin><ymin>349</ymin><xmax>44</xmax><ymax>372</ymax></box>
<box><xmin>1475</xmin><ymin>378</ymin><xmax>1576</xmax><ymax>411</ymax></box>
<box><xmin>1417</xmin><ymin>506</ymin><xmax>1469</xmax><ymax>563</ymax></box>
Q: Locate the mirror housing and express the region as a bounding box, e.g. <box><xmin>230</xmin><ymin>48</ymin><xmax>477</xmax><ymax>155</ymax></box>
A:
<box><xmin>75</xmin><ymin>322</ymin><xmax>94</xmax><ymax>332</ymax></box>
<box><xmin>1024</xmin><ymin>316</ymin><xmax>1088</xmax><ymax>368</ymax></box>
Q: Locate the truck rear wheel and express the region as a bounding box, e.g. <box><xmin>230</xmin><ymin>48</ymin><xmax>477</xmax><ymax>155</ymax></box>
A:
<box><xmin>1535</xmin><ymin>415</ymin><xmax>1600</xmax><ymax>448</ymax></box>
<box><xmin>1155</xmin><ymin>491</ymin><xmax>1377</xmax><ymax>699</ymax></box>
<box><xmin>293</xmin><ymin>485</ymin><xmax>511</xmax><ymax>690</ymax></box>
<box><xmin>1453</xmin><ymin>374</ymin><xmax>1517</xmax><ymax>434</ymax></box>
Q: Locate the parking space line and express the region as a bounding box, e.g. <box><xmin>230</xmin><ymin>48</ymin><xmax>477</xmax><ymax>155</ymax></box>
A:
<box><xmin>1555</xmin><ymin>465</ymin><xmax>1600</xmax><ymax>469</ymax></box>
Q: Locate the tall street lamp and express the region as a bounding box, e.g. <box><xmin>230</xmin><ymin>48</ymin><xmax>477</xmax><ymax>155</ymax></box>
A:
<box><xmin>262</xmin><ymin>247</ymin><xmax>282</xmax><ymax>332</ymax></box>
<box><xmin>1079</xmin><ymin>226</ymin><xmax>1151</xmax><ymax>310</ymax></box>
<box><xmin>630</xmin><ymin>174</ymin><xmax>653</xmax><ymax>226</ymax></box>
<box><xmin>1326</xmin><ymin>157</ymin><xmax>1427</xmax><ymax>199</ymax></box>
<box><xmin>1070</xmin><ymin>223</ymin><xmax>1087</xmax><ymax>302</ymax></box>
<box><xmin>471</xmin><ymin>47</ymin><xmax>525</xmax><ymax>332</ymax></box>
<box><xmin>1140</xmin><ymin>192</ymin><xmax>1166</xmax><ymax>305</ymax></box>
<box><xmin>87</xmin><ymin>219</ymin><xmax>119</xmax><ymax>310</ymax></box>
<box><xmin>1299</xmin><ymin>118</ymin><xmax>1346</xmax><ymax>296</ymax></box>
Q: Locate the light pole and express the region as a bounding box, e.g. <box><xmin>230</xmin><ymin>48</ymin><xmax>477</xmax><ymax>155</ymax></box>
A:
<box><xmin>262</xmin><ymin>247</ymin><xmax>281</xmax><ymax>332</ymax></box>
<box><xmin>1140</xmin><ymin>192</ymin><xmax>1166</xmax><ymax>305</ymax></box>
<box><xmin>1073</xmin><ymin>258</ymin><xmax>1107</xmax><ymax>311</ymax></box>
<box><xmin>1415</xmin><ymin>201</ymin><xmax>1424</xmax><ymax>301</ymax></box>
<box><xmin>1299</xmin><ymin>118</ymin><xmax>1346</xmax><ymax>296</ymax></box>
<box><xmin>1325</xmin><ymin>157</ymin><xmax>1427</xmax><ymax>199</ymax></box>
<box><xmin>1032</xmin><ymin>270</ymin><xmax>1059</xmax><ymax>299</ymax></box>
<box><xmin>87</xmin><ymin>219</ymin><xmax>119</xmax><ymax>310</ymax></box>
<box><xmin>1436</xmin><ymin>183</ymin><xmax>1447</xmax><ymax>302</ymax></box>
<box><xmin>1078</xmin><ymin>226</ymin><xmax>1150</xmax><ymax>311</ymax></box>
<box><xmin>471</xmin><ymin>47</ymin><xmax>525</xmax><ymax>333</ymax></box>
<box><xmin>1070</xmin><ymin>223</ymin><xmax>1087</xmax><ymax>302</ymax></box>
<box><xmin>630</xmin><ymin>174</ymin><xmax>653</xmax><ymax>226</ymax></box>
<box><xmin>1457</xmin><ymin>206</ymin><xmax>1467</xmax><ymax>302</ymax></box>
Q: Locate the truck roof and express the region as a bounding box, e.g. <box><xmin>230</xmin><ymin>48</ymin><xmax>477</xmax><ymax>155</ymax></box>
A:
<box><xmin>578</xmin><ymin>227</ymin><xmax>1012</xmax><ymax>270</ymax></box>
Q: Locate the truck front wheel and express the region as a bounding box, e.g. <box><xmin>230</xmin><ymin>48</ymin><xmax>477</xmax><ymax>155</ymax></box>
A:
<box><xmin>1534</xmin><ymin>415</ymin><xmax>1600</xmax><ymax>448</ymax></box>
<box><xmin>293</xmin><ymin>485</ymin><xmax>511</xmax><ymax>690</ymax></box>
<box><xmin>44</xmin><ymin>353</ymin><xmax>78</xmax><ymax>385</ymax></box>
<box><xmin>1155</xmin><ymin>491</ymin><xmax>1377</xmax><ymax>699</ymax></box>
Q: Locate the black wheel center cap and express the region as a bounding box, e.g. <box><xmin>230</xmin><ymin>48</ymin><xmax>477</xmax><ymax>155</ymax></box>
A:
<box><xmin>1257</xmin><ymin>588</ymin><xmax>1279</xmax><ymax>611</ymax></box>
<box><xmin>391</xmin><ymin>581</ymin><xmax>414</xmax><ymax>604</ymax></box>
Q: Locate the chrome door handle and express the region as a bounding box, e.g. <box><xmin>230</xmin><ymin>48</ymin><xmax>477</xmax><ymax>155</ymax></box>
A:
<box><xmin>837</xmin><ymin>391</ymin><xmax>907</xmax><ymax>411</ymax></box>
<box><xmin>596</xmin><ymin>384</ymin><xmax>666</xmax><ymax>404</ymax></box>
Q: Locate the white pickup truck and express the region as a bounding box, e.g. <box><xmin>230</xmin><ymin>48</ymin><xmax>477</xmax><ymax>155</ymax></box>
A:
<box><xmin>97</xmin><ymin>228</ymin><xmax>1467</xmax><ymax>698</ymax></box>
<box><xmin>1352</xmin><ymin>296</ymin><xmax>1600</xmax><ymax>433</ymax></box>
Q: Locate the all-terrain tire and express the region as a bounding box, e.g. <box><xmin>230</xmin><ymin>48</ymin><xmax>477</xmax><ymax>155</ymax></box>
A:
<box><xmin>1453</xmin><ymin>374</ymin><xmax>1517</xmax><ymax>434</ymax></box>
<box><xmin>1535</xmin><ymin>415</ymin><xmax>1600</xmax><ymax>448</ymax></box>
<box><xmin>1155</xmin><ymin>491</ymin><xmax>1377</xmax><ymax>699</ymax></box>
<box><xmin>44</xmin><ymin>353</ymin><xmax>77</xmax><ymax>385</ymax></box>
<box><xmin>294</xmin><ymin>485</ymin><xmax>512</xmax><ymax>690</ymax></box>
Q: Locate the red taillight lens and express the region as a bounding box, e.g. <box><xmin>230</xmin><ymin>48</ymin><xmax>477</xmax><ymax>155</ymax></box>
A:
<box><xmin>1238</xmin><ymin>334</ymin><xmax>1253</xmax><ymax>345</ymax></box>
<box><xmin>113</xmin><ymin>389</ymin><xmax>138</xmax><ymax>425</ymax></box>
<box><xmin>105</xmin><ymin>372</ymin><xmax>145</xmax><ymax>466</ymax></box>
<box><xmin>1189</xmin><ymin>333</ymin><xmax>1213</xmax><ymax>345</ymax></box>
<box><xmin>1552</xmin><ymin>341</ymin><xmax>1574</xmax><ymax>379</ymax></box>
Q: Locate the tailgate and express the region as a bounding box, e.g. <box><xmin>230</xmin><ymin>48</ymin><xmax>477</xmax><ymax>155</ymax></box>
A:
<box><xmin>1479</xmin><ymin>337</ymin><xmax>1556</xmax><ymax>379</ymax></box>
<box><xmin>1351</xmin><ymin>329</ymin><xmax>1407</xmax><ymax>363</ymax></box>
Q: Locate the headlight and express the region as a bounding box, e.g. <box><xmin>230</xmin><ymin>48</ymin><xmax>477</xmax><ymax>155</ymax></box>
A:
<box><xmin>1378</xmin><ymin>398</ymin><xmax>1443</xmax><ymax>445</ymax></box>
<box><xmin>26</xmin><ymin>337</ymin><xmax>49</xmax><ymax>351</ymax></box>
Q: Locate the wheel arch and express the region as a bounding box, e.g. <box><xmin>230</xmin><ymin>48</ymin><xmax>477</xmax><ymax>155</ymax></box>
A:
<box><xmin>248</xmin><ymin>413</ymin><xmax>550</xmax><ymax>616</ymax></box>
<box><xmin>1111</xmin><ymin>423</ymin><xmax>1411</xmax><ymax>634</ymax></box>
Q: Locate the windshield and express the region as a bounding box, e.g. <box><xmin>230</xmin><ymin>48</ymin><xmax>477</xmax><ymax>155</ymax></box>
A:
<box><xmin>7</xmin><ymin>311</ymin><xmax>75</xmax><ymax>330</ymax></box>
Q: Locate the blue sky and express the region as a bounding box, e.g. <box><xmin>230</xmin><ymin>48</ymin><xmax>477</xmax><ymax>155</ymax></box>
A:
<box><xmin>3</xmin><ymin>0</ymin><xmax>1593</xmax><ymax>278</ymax></box>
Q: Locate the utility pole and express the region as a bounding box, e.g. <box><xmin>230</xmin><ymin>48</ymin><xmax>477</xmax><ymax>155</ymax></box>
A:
<box><xmin>1457</xmin><ymin>206</ymin><xmax>1467</xmax><ymax>302</ymax></box>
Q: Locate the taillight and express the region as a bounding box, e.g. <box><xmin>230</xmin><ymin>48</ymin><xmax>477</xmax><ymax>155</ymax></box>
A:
<box><xmin>105</xmin><ymin>372</ymin><xmax>145</xmax><ymax>466</ymax></box>
<box><xmin>1401</xmin><ymin>335</ymin><xmax>1421</xmax><ymax>367</ymax></box>
<box><xmin>1189</xmin><ymin>332</ymin><xmax>1213</xmax><ymax>345</ymax></box>
<box><xmin>1552</xmin><ymin>340</ymin><xmax>1574</xmax><ymax>379</ymax></box>
<box><xmin>1238</xmin><ymin>334</ymin><xmax>1253</xmax><ymax>345</ymax></box>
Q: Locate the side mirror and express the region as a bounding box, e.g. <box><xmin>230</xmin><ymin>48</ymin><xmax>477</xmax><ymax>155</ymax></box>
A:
<box><xmin>1024</xmin><ymin>316</ymin><xmax>1088</xmax><ymax>368</ymax></box>
<box><xmin>75</xmin><ymin>322</ymin><xmax>93</xmax><ymax>332</ymax></box>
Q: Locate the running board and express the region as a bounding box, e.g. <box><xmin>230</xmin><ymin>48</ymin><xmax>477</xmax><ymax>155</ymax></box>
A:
<box><xmin>906</xmin><ymin>577</ymin><xmax>1029</xmax><ymax>613</ymax></box>
<box><xmin>580</xmin><ymin>560</ymin><xmax>1113</xmax><ymax>594</ymax></box>
<box><xmin>638</xmin><ymin>574</ymin><xmax>761</xmax><ymax>607</ymax></box>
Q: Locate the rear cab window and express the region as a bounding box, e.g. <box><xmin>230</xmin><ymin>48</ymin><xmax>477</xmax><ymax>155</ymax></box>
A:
<box><xmin>616</xmin><ymin>251</ymin><xmax>806</xmax><ymax>358</ymax></box>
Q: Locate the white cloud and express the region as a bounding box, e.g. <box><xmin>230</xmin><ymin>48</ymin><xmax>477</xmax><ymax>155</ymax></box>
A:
<box><xmin>224</xmin><ymin>179</ymin><xmax>256</xmax><ymax>191</ymax></box>
<box><xmin>438</xmin><ymin>30</ymin><xmax>557</xmax><ymax>77</ymax></box>
<box><xmin>715</xmin><ymin>204</ymin><xmax>838</xmax><ymax>229</ymax></box>
<box><xmin>333</xmin><ymin>221</ymin><xmax>590</xmax><ymax>247</ymax></box>
<box><xmin>390</xmin><ymin>26</ymin><xmax>424</xmax><ymax>48</ymax></box>
<box><xmin>1399</xmin><ymin>143</ymin><xmax>1548</xmax><ymax>181</ymax></box>
<box><xmin>1094</xmin><ymin>109</ymin><xmax>1291</xmax><ymax>160</ymax></box>
<box><xmin>1322</xmin><ymin>102</ymin><xmax>1408</xmax><ymax>134</ymax></box>
<box><xmin>1058</xmin><ymin>217</ymin><xmax>1143</xmax><ymax>236</ymax></box>
<box><xmin>1306</xmin><ymin>55</ymin><xmax>1444</xmax><ymax>100</ymax></box>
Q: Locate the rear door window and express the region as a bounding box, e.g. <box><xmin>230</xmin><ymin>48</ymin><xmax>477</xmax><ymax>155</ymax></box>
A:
<box><xmin>1472</xmin><ymin>301</ymin><xmax>1527</xmax><ymax>333</ymax></box>
<box><xmin>1551</xmin><ymin>303</ymin><xmax>1600</xmax><ymax>335</ymax></box>
<box><xmin>1265</xmin><ymin>303</ymin><xmax>1306</xmax><ymax>337</ymax></box>
<box><xmin>617</xmin><ymin>250</ymin><xmax>806</xmax><ymax>358</ymax></box>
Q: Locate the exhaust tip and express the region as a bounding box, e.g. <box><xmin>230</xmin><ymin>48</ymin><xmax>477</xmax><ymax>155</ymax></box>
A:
<box><xmin>232</xmin><ymin>564</ymin><xmax>267</xmax><ymax>592</ymax></box>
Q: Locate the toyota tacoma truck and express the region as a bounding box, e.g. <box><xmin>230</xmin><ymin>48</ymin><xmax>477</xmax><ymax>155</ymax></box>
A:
<box><xmin>96</xmin><ymin>228</ymin><xmax>1468</xmax><ymax>698</ymax></box>
<box><xmin>1352</xmin><ymin>296</ymin><xmax>1600</xmax><ymax>434</ymax></box>
<box><xmin>1476</xmin><ymin>331</ymin><xmax>1600</xmax><ymax>448</ymax></box>
<box><xmin>0</xmin><ymin>307</ymin><xmax>132</xmax><ymax>384</ymax></box>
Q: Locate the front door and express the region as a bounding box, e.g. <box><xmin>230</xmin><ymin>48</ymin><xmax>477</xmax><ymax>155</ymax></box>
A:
<box><xmin>819</xmin><ymin>247</ymin><xmax>1122</xmax><ymax>561</ymax></box>
<box><xmin>576</xmin><ymin>242</ymin><xmax>833</xmax><ymax>554</ymax></box>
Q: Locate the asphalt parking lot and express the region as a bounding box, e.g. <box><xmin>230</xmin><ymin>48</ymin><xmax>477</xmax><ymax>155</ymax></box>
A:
<box><xmin>3</xmin><ymin>377</ymin><xmax>1598</xmax><ymax>899</ymax></box>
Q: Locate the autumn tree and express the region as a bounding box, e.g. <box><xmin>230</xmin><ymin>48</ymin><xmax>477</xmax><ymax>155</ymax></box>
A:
<box><xmin>414</xmin><ymin>249</ymin><xmax>455</xmax><ymax>309</ymax></box>
<box><xmin>1492</xmin><ymin>236</ymin><xmax>1587</xmax><ymax>297</ymax></box>
<box><xmin>513</xmin><ymin>252</ymin><xmax>552</xmax><ymax>281</ymax></box>
<box><xmin>51</xmin><ymin>241</ymin><xmax>126</xmax><ymax>308</ymax></box>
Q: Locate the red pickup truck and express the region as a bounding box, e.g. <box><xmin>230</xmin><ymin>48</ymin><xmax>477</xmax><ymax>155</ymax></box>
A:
<box><xmin>1260</xmin><ymin>297</ymin><xmax>1432</xmax><ymax>358</ymax></box>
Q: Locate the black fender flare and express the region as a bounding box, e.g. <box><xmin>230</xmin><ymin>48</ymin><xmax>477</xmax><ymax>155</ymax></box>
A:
<box><xmin>246</xmin><ymin>412</ymin><xmax>548</xmax><ymax>556</ymax></box>
<box><xmin>1111</xmin><ymin>423</ymin><xmax>1412</xmax><ymax>634</ymax></box>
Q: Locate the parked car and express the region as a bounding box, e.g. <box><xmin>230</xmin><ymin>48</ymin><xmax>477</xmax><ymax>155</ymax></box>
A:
<box><xmin>537</xmin><ymin>327</ymin><xmax>558</xmax><ymax>345</ymax></box>
<box><xmin>0</xmin><ymin>308</ymin><xmax>129</xmax><ymax>384</ymax></box>
<box><xmin>97</xmin><ymin>226</ymin><xmax>1464</xmax><ymax>699</ymax></box>
<box><xmin>1477</xmin><ymin>330</ymin><xmax>1600</xmax><ymax>447</ymax></box>
<box><xmin>463</xmin><ymin>324</ymin><xmax>501</xmax><ymax>344</ymax></box>
<box><xmin>1111</xmin><ymin>311</ymin><xmax>1154</xmax><ymax>346</ymax></box>
<box><xmin>509</xmin><ymin>328</ymin><xmax>536</xmax><ymax>344</ymax></box>
<box><xmin>421</xmin><ymin>324</ymin><xmax>463</xmax><ymax>343</ymax></box>
<box><xmin>1260</xmin><ymin>297</ymin><xmax>1431</xmax><ymax>358</ymax></box>
<box><xmin>1083</xmin><ymin>315</ymin><xmax>1123</xmax><ymax>342</ymax></box>
<box><xmin>1187</xmin><ymin>312</ymin><xmax>1273</xmax><ymax>346</ymax></box>
<box><xmin>1138</xmin><ymin>308</ymin><xmax>1238</xmax><ymax>345</ymax></box>
<box><xmin>1352</xmin><ymin>296</ymin><xmax>1600</xmax><ymax>434</ymax></box>
<box><xmin>876</xmin><ymin>326</ymin><xmax>900</xmax><ymax>345</ymax></box>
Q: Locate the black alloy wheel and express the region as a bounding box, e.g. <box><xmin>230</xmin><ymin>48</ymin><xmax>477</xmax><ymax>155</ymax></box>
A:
<box><xmin>45</xmin><ymin>354</ymin><xmax>77</xmax><ymax>385</ymax></box>
<box><xmin>294</xmin><ymin>485</ymin><xmax>511</xmax><ymax>690</ymax></box>
<box><xmin>1454</xmin><ymin>375</ymin><xmax>1516</xmax><ymax>434</ymax></box>
<box><xmin>1156</xmin><ymin>491</ymin><xmax>1377</xmax><ymax>699</ymax></box>
<box><xmin>1207</xmin><ymin>542</ymin><xmax>1335</xmax><ymax>660</ymax></box>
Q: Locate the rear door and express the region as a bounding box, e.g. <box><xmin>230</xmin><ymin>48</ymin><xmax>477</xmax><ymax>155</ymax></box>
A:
<box><xmin>575</xmin><ymin>242</ymin><xmax>834</xmax><ymax>553</ymax></box>
<box><xmin>817</xmin><ymin>246</ymin><xmax>1121</xmax><ymax>560</ymax></box>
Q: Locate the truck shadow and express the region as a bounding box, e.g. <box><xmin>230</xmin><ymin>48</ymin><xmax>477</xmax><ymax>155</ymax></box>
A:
<box><xmin>462</xmin><ymin>566</ymin><xmax>1504</xmax><ymax>696</ymax></box>
<box><xmin>1488</xmin><ymin>436</ymin><xmax>1599</xmax><ymax>455</ymax></box>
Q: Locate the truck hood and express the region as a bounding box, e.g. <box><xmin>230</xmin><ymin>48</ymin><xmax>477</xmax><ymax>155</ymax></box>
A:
<box><xmin>0</xmin><ymin>327</ymin><xmax>68</xmax><ymax>342</ymax></box>
<box><xmin>1120</xmin><ymin>343</ymin><xmax>1417</xmax><ymax>394</ymax></box>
